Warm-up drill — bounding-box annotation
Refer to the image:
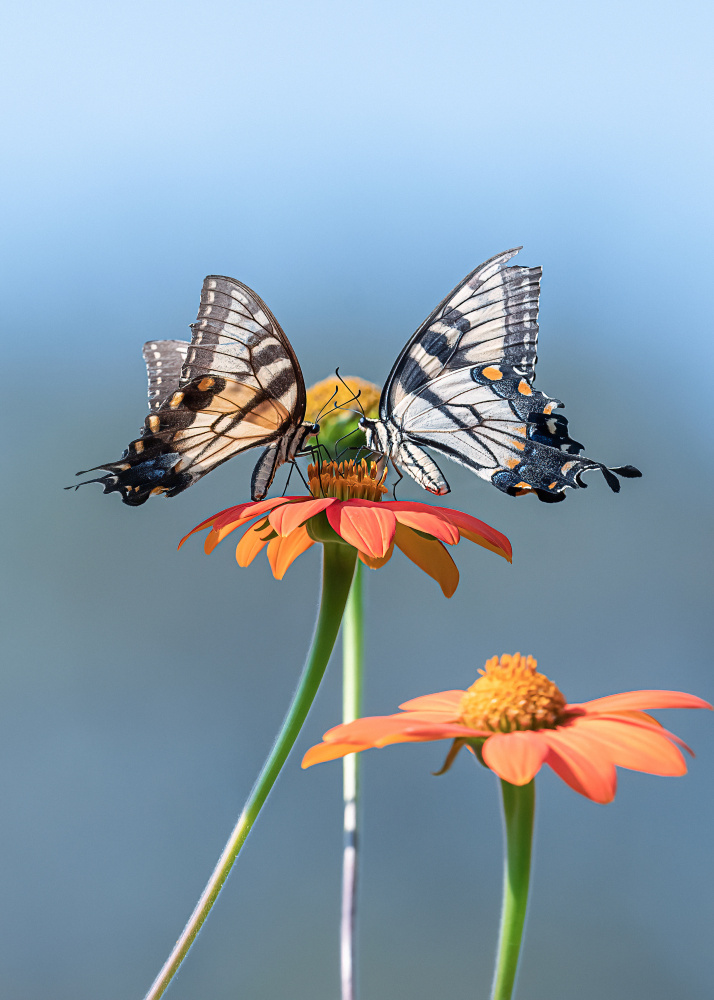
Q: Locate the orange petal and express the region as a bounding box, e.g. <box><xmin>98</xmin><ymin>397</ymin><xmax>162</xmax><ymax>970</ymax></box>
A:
<box><xmin>398</xmin><ymin>691</ymin><xmax>465</xmax><ymax>713</ymax></box>
<box><xmin>432</xmin><ymin>506</ymin><xmax>512</xmax><ymax>562</ymax></box>
<box><xmin>327</xmin><ymin>501</ymin><xmax>396</xmax><ymax>559</ymax></box>
<box><xmin>590</xmin><ymin>714</ymin><xmax>694</xmax><ymax>755</ymax></box>
<box><xmin>235</xmin><ymin>522</ymin><xmax>271</xmax><ymax>567</ymax></box>
<box><xmin>322</xmin><ymin>714</ymin><xmax>423</xmax><ymax>745</ymax></box>
<box><xmin>302</xmin><ymin>741</ymin><xmax>371</xmax><ymax>768</ymax></box>
<box><xmin>570</xmin><ymin>716</ymin><xmax>688</xmax><ymax>776</ymax></box>
<box><xmin>394</xmin><ymin>523</ymin><xmax>459</xmax><ymax>597</ymax></box>
<box><xmin>604</xmin><ymin>710</ymin><xmax>661</xmax><ymax>726</ymax></box>
<box><xmin>482</xmin><ymin>731</ymin><xmax>550</xmax><ymax>785</ymax></box>
<box><xmin>394</xmin><ymin>722</ymin><xmax>489</xmax><ymax>741</ymax></box>
<box><xmin>320</xmin><ymin>713</ymin><xmax>483</xmax><ymax>747</ymax></box>
<box><xmin>204</xmin><ymin>519</ymin><xmax>249</xmax><ymax>554</ymax></box>
<box><xmin>358</xmin><ymin>540</ymin><xmax>395</xmax><ymax>569</ymax></box>
<box><xmin>570</xmin><ymin>690</ymin><xmax>713</xmax><ymax>714</ymax></box>
<box><xmin>266</xmin><ymin>526</ymin><xmax>315</xmax><ymax>580</ymax></box>
<box><xmin>269</xmin><ymin>497</ymin><xmax>336</xmax><ymax>536</ymax></box>
<box><xmin>392</xmin><ymin>508</ymin><xmax>460</xmax><ymax>544</ymax></box>
<box><xmin>178</xmin><ymin>497</ymin><xmax>291</xmax><ymax>550</ymax></box>
<box><xmin>212</xmin><ymin>496</ymin><xmax>293</xmax><ymax>530</ymax></box>
<box><xmin>541</xmin><ymin>728</ymin><xmax>617</xmax><ymax>803</ymax></box>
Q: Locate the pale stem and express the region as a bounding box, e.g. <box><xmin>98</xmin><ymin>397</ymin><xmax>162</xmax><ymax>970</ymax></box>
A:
<box><xmin>490</xmin><ymin>779</ymin><xmax>535</xmax><ymax>1000</ymax></box>
<box><xmin>340</xmin><ymin>561</ymin><xmax>364</xmax><ymax>1000</ymax></box>
<box><xmin>142</xmin><ymin>542</ymin><xmax>358</xmax><ymax>1000</ymax></box>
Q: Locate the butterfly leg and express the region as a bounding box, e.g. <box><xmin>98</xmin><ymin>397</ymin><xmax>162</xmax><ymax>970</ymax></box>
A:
<box><xmin>390</xmin><ymin>458</ymin><xmax>403</xmax><ymax>500</ymax></box>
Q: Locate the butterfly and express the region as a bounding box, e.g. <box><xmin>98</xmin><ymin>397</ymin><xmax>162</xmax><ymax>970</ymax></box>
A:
<box><xmin>73</xmin><ymin>275</ymin><xmax>318</xmax><ymax>505</ymax></box>
<box><xmin>359</xmin><ymin>248</ymin><xmax>641</xmax><ymax>502</ymax></box>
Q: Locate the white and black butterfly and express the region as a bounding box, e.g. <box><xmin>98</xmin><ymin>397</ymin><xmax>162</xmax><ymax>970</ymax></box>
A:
<box><xmin>74</xmin><ymin>276</ymin><xmax>318</xmax><ymax>505</ymax></box>
<box><xmin>360</xmin><ymin>248</ymin><xmax>640</xmax><ymax>502</ymax></box>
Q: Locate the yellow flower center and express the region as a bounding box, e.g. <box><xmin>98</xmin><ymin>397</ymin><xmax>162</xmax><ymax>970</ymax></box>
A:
<box><xmin>308</xmin><ymin>460</ymin><xmax>388</xmax><ymax>501</ymax></box>
<box><xmin>458</xmin><ymin>654</ymin><xmax>567</xmax><ymax>733</ymax></box>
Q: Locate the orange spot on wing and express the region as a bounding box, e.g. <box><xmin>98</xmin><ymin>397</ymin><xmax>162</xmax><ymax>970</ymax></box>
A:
<box><xmin>505</xmin><ymin>457</ymin><xmax>519</xmax><ymax>469</ymax></box>
<box><xmin>482</xmin><ymin>366</ymin><xmax>503</xmax><ymax>381</ymax></box>
<box><xmin>517</xmin><ymin>380</ymin><xmax>532</xmax><ymax>396</ymax></box>
<box><xmin>197</xmin><ymin>377</ymin><xmax>216</xmax><ymax>391</ymax></box>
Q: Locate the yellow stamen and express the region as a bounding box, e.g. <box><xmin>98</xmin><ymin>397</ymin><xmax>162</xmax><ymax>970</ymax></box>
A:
<box><xmin>458</xmin><ymin>653</ymin><xmax>566</xmax><ymax>733</ymax></box>
<box><xmin>308</xmin><ymin>459</ymin><xmax>388</xmax><ymax>501</ymax></box>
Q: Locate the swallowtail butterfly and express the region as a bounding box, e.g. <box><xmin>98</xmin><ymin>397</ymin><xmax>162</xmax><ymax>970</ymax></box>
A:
<box><xmin>74</xmin><ymin>276</ymin><xmax>317</xmax><ymax>505</ymax></box>
<box><xmin>360</xmin><ymin>248</ymin><xmax>640</xmax><ymax>502</ymax></box>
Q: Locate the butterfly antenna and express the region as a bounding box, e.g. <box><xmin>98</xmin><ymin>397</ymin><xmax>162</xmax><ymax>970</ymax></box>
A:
<box><xmin>314</xmin><ymin>385</ymin><xmax>341</xmax><ymax>424</ymax></box>
<box><xmin>335</xmin><ymin>369</ymin><xmax>366</xmax><ymax>418</ymax></box>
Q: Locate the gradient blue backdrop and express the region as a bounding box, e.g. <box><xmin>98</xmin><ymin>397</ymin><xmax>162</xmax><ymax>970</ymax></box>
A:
<box><xmin>1</xmin><ymin>1</ymin><xmax>713</xmax><ymax>998</ymax></box>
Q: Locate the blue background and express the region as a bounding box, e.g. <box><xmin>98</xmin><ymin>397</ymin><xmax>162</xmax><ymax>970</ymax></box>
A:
<box><xmin>1</xmin><ymin>1</ymin><xmax>712</xmax><ymax>997</ymax></box>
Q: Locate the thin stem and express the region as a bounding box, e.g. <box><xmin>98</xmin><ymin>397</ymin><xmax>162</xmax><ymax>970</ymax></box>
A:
<box><xmin>340</xmin><ymin>561</ymin><xmax>364</xmax><ymax>1000</ymax></box>
<box><xmin>142</xmin><ymin>542</ymin><xmax>358</xmax><ymax>1000</ymax></box>
<box><xmin>490</xmin><ymin>779</ymin><xmax>535</xmax><ymax>1000</ymax></box>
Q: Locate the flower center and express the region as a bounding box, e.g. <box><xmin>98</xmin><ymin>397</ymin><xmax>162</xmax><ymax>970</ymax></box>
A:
<box><xmin>308</xmin><ymin>460</ymin><xmax>388</xmax><ymax>501</ymax></box>
<box><xmin>458</xmin><ymin>654</ymin><xmax>567</xmax><ymax>733</ymax></box>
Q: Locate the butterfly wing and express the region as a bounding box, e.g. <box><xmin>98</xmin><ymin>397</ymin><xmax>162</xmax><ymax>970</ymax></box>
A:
<box><xmin>369</xmin><ymin>249</ymin><xmax>640</xmax><ymax>500</ymax></box>
<box><xmin>75</xmin><ymin>276</ymin><xmax>308</xmax><ymax>505</ymax></box>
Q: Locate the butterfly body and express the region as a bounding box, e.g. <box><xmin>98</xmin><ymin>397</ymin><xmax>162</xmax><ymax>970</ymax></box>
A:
<box><xmin>361</xmin><ymin>248</ymin><xmax>640</xmax><ymax>501</ymax></box>
<box><xmin>74</xmin><ymin>276</ymin><xmax>317</xmax><ymax>505</ymax></box>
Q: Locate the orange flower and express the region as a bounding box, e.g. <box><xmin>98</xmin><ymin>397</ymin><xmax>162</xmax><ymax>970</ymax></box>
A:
<box><xmin>179</xmin><ymin>460</ymin><xmax>511</xmax><ymax>597</ymax></box>
<box><xmin>302</xmin><ymin>653</ymin><xmax>711</xmax><ymax>803</ymax></box>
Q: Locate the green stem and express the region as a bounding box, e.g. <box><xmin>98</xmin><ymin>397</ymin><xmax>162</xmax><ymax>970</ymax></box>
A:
<box><xmin>490</xmin><ymin>779</ymin><xmax>535</xmax><ymax>1000</ymax></box>
<box><xmin>341</xmin><ymin>561</ymin><xmax>364</xmax><ymax>1000</ymax></box>
<box><xmin>142</xmin><ymin>542</ymin><xmax>357</xmax><ymax>1000</ymax></box>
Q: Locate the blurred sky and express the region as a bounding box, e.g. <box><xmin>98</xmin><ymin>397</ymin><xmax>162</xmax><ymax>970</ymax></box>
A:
<box><xmin>1</xmin><ymin>2</ymin><xmax>713</xmax><ymax>999</ymax></box>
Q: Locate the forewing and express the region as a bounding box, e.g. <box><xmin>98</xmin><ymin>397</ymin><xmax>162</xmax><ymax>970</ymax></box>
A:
<box><xmin>182</xmin><ymin>275</ymin><xmax>305</xmax><ymax>420</ymax></box>
<box><xmin>383</xmin><ymin>248</ymin><xmax>541</xmax><ymax>415</ymax></box>
<box><xmin>142</xmin><ymin>340</ymin><xmax>189</xmax><ymax>411</ymax></box>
